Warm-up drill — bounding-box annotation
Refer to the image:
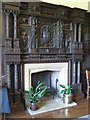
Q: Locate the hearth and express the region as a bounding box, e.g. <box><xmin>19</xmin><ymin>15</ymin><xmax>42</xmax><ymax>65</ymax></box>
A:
<box><xmin>26</xmin><ymin>96</ymin><xmax>77</xmax><ymax>115</ymax></box>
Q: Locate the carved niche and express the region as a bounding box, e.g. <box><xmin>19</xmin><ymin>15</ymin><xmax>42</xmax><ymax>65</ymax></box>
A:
<box><xmin>38</xmin><ymin>17</ymin><xmax>61</xmax><ymax>49</ymax></box>
<box><xmin>40</xmin><ymin>24</ymin><xmax>54</xmax><ymax>47</ymax></box>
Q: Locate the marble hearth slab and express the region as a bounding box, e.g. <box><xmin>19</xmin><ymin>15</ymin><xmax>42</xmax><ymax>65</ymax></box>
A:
<box><xmin>26</xmin><ymin>96</ymin><xmax>77</xmax><ymax>116</ymax></box>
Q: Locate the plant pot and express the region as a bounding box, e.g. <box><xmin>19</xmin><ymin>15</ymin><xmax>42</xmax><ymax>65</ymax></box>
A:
<box><xmin>63</xmin><ymin>94</ymin><xmax>73</xmax><ymax>104</ymax></box>
<box><xmin>30</xmin><ymin>103</ymin><xmax>38</xmax><ymax>111</ymax></box>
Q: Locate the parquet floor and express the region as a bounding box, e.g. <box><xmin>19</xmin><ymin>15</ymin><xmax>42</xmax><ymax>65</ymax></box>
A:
<box><xmin>5</xmin><ymin>95</ymin><xmax>90</xmax><ymax>119</ymax></box>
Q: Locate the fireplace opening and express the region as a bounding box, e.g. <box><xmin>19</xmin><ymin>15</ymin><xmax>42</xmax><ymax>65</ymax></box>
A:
<box><xmin>24</xmin><ymin>62</ymin><xmax>68</xmax><ymax>96</ymax></box>
<box><xmin>31</xmin><ymin>70</ymin><xmax>59</xmax><ymax>92</ymax></box>
<box><xmin>31</xmin><ymin>70</ymin><xmax>59</xmax><ymax>97</ymax></box>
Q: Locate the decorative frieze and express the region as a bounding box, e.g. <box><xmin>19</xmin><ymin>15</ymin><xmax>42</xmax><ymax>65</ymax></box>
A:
<box><xmin>21</xmin><ymin>54</ymin><xmax>72</xmax><ymax>63</ymax></box>
<box><xmin>5</xmin><ymin>54</ymin><xmax>20</xmax><ymax>64</ymax></box>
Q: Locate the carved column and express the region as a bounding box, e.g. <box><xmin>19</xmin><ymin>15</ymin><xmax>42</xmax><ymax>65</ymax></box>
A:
<box><xmin>77</xmin><ymin>62</ymin><xmax>80</xmax><ymax>84</ymax></box>
<box><xmin>74</xmin><ymin>23</ymin><xmax>77</xmax><ymax>42</ymax></box>
<box><xmin>13</xmin><ymin>12</ymin><xmax>20</xmax><ymax>53</ymax></box>
<box><xmin>6</xmin><ymin>64</ymin><xmax>11</xmax><ymax>88</ymax></box>
<box><xmin>68</xmin><ymin>60</ymin><xmax>72</xmax><ymax>85</ymax></box>
<box><xmin>5</xmin><ymin>12</ymin><xmax>9</xmax><ymax>38</ymax></box>
<box><xmin>13</xmin><ymin>13</ymin><xmax>17</xmax><ymax>39</ymax></box>
<box><xmin>72</xmin><ymin>61</ymin><xmax>76</xmax><ymax>84</ymax></box>
<box><xmin>4</xmin><ymin>10</ymin><xmax>12</xmax><ymax>53</ymax></box>
<box><xmin>14</xmin><ymin>64</ymin><xmax>18</xmax><ymax>91</ymax></box>
<box><xmin>78</xmin><ymin>24</ymin><xmax>81</xmax><ymax>42</ymax></box>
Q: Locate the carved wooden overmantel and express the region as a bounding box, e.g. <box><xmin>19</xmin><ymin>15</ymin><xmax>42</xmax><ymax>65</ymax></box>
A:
<box><xmin>1</xmin><ymin>2</ymin><xmax>90</xmax><ymax>104</ymax></box>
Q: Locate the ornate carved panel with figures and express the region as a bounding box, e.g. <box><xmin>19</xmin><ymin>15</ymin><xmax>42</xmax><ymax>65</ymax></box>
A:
<box><xmin>1</xmin><ymin>2</ymin><xmax>90</xmax><ymax>105</ymax></box>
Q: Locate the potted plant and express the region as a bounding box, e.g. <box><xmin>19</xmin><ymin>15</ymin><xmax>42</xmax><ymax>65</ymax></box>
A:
<box><xmin>24</xmin><ymin>82</ymin><xmax>47</xmax><ymax>111</ymax></box>
<box><xmin>59</xmin><ymin>84</ymin><xmax>73</xmax><ymax>104</ymax></box>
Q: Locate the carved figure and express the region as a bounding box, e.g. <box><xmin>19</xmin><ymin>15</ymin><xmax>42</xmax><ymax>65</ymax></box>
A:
<box><xmin>22</xmin><ymin>32</ymin><xmax>28</xmax><ymax>52</ymax></box>
<box><xmin>65</xmin><ymin>34</ymin><xmax>71</xmax><ymax>50</ymax></box>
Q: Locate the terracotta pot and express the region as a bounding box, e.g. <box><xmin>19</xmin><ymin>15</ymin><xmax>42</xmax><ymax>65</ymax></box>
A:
<box><xmin>30</xmin><ymin>103</ymin><xmax>38</xmax><ymax>111</ymax></box>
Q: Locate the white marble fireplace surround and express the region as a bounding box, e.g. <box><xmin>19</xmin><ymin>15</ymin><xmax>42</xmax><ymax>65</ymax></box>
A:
<box><xmin>24</xmin><ymin>62</ymin><xmax>68</xmax><ymax>91</ymax></box>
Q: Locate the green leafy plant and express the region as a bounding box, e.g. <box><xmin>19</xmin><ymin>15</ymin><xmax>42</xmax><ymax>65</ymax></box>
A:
<box><xmin>59</xmin><ymin>84</ymin><xmax>72</xmax><ymax>95</ymax></box>
<box><xmin>25</xmin><ymin>82</ymin><xmax>47</xmax><ymax>103</ymax></box>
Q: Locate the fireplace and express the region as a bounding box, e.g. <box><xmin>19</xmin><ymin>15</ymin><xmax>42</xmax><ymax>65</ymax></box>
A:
<box><xmin>2</xmin><ymin>2</ymin><xmax>87</xmax><ymax>106</ymax></box>
<box><xmin>24</xmin><ymin>62</ymin><xmax>68</xmax><ymax>95</ymax></box>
